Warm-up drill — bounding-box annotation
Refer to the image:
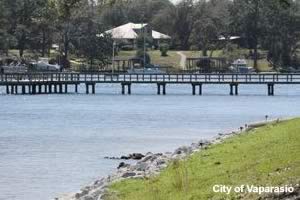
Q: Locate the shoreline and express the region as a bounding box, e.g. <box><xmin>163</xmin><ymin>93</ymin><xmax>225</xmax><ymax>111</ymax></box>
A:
<box><xmin>56</xmin><ymin>118</ymin><xmax>288</xmax><ymax>200</ymax></box>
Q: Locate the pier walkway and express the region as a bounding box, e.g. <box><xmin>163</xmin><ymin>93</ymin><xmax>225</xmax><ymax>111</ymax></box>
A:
<box><xmin>0</xmin><ymin>73</ymin><xmax>299</xmax><ymax>95</ymax></box>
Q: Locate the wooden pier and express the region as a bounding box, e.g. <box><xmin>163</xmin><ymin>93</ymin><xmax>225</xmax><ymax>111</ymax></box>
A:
<box><xmin>0</xmin><ymin>73</ymin><xmax>299</xmax><ymax>96</ymax></box>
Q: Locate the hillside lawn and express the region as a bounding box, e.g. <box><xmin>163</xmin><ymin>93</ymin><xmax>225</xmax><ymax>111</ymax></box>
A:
<box><xmin>105</xmin><ymin>118</ymin><xmax>300</xmax><ymax>200</ymax></box>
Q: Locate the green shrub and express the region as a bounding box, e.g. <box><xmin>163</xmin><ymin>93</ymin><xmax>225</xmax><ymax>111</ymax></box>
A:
<box><xmin>160</xmin><ymin>43</ymin><xmax>169</xmax><ymax>57</ymax></box>
<box><xmin>136</xmin><ymin>49</ymin><xmax>151</xmax><ymax>65</ymax></box>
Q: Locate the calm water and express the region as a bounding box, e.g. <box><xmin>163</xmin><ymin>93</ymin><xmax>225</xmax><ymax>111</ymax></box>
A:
<box><xmin>0</xmin><ymin>84</ymin><xmax>300</xmax><ymax>200</ymax></box>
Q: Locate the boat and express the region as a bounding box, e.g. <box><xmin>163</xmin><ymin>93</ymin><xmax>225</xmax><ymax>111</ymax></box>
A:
<box><xmin>31</xmin><ymin>58</ymin><xmax>61</xmax><ymax>71</ymax></box>
<box><xmin>229</xmin><ymin>59</ymin><xmax>255</xmax><ymax>73</ymax></box>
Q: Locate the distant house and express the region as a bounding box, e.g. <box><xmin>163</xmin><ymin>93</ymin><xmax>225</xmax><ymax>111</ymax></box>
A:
<box><xmin>104</xmin><ymin>22</ymin><xmax>171</xmax><ymax>49</ymax></box>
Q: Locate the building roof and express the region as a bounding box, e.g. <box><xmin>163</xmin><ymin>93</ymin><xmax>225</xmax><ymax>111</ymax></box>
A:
<box><xmin>105</xmin><ymin>23</ymin><xmax>171</xmax><ymax>40</ymax></box>
<box><xmin>218</xmin><ymin>36</ymin><xmax>241</xmax><ymax>41</ymax></box>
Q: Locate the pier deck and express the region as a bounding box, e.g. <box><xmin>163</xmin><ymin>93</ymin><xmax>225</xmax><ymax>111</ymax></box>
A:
<box><xmin>0</xmin><ymin>73</ymin><xmax>299</xmax><ymax>95</ymax></box>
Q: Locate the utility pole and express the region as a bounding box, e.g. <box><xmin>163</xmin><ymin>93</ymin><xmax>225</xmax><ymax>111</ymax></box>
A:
<box><xmin>112</xmin><ymin>41</ymin><xmax>116</xmax><ymax>74</ymax></box>
<box><xmin>143</xmin><ymin>24</ymin><xmax>146</xmax><ymax>69</ymax></box>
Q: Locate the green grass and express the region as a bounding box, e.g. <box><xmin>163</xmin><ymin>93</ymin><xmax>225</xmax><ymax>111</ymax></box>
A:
<box><xmin>106</xmin><ymin>118</ymin><xmax>300</xmax><ymax>200</ymax></box>
<box><xmin>247</xmin><ymin>59</ymin><xmax>273</xmax><ymax>72</ymax></box>
<box><xmin>181</xmin><ymin>50</ymin><xmax>223</xmax><ymax>58</ymax></box>
<box><xmin>117</xmin><ymin>50</ymin><xmax>182</xmax><ymax>69</ymax></box>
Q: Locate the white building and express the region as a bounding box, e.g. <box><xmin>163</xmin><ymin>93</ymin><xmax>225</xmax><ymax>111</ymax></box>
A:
<box><xmin>104</xmin><ymin>22</ymin><xmax>171</xmax><ymax>49</ymax></box>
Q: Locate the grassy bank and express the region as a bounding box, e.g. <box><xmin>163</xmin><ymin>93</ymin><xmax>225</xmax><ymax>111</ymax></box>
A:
<box><xmin>106</xmin><ymin>119</ymin><xmax>300</xmax><ymax>200</ymax></box>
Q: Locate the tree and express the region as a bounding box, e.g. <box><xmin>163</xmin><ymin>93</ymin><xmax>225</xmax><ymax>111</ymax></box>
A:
<box><xmin>261</xmin><ymin>0</ymin><xmax>300</xmax><ymax>68</ymax></box>
<box><xmin>232</xmin><ymin>0</ymin><xmax>300</xmax><ymax>69</ymax></box>
<box><xmin>2</xmin><ymin>0</ymin><xmax>47</xmax><ymax>57</ymax></box>
<box><xmin>36</xmin><ymin>0</ymin><xmax>57</xmax><ymax>57</ymax></box>
<box><xmin>76</xmin><ymin>0</ymin><xmax>113</xmax><ymax>69</ymax></box>
<box><xmin>152</xmin><ymin>0</ymin><xmax>195</xmax><ymax>50</ymax></box>
<box><xmin>230</xmin><ymin>0</ymin><xmax>263</xmax><ymax>70</ymax></box>
<box><xmin>55</xmin><ymin>0</ymin><xmax>82</xmax><ymax>68</ymax></box>
<box><xmin>190</xmin><ymin>0</ymin><xmax>231</xmax><ymax>56</ymax></box>
<box><xmin>0</xmin><ymin>1</ymin><xmax>14</xmax><ymax>55</ymax></box>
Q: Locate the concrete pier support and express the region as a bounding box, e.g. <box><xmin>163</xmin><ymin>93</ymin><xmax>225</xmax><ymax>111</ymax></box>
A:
<box><xmin>54</xmin><ymin>84</ymin><xmax>58</xmax><ymax>93</ymax></box>
<box><xmin>59</xmin><ymin>84</ymin><xmax>63</xmax><ymax>94</ymax></box>
<box><xmin>192</xmin><ymin>84</ymin><xmax>202</xmax><ymax>95</ymax></box>
<box><xmin>49</xmin><ymin>84</ymin><xmax>52</xmax><ymax>94</ymax></box>
<box><xmin>10</xmin><ymin>85</ymin><xmax>14</xmax><ymax>94</ymax></box>
<box><xmin>268</xmin><ymin>84</ymin><xmax>274</xmax><ymax>96</ymax></box>
<box><xmin>6</xmin><ymin>85</ymin><xmax>10</xmax><ymax>94</ymax></box>
<box><xmin>64</xmin><ymin>84</ymin><xmax>68</xmax><ymax>93</ymax></box>
<box><xmin>38</xmin><ymin>85</ymin><xmax>42</xmax><ymax>94</ymax></box>
<box><xmin>75</xmin><ymin>84</ymin><xmax>78</xmax><ymax>93</ymax></box>
<box><xmin>22</xmin><ymin>85</ymin><xmax>26</xmax><ymax>94</ymax></box>
<box><xmin>15</xmin><ymin>85</ymin><xmax>18</xmax><ymax>94</ymax></box>
<box><xmin>157</xmin><ymin>83</ymin><xmax>166</xmax><ymax>95</ymax></box>
<box><xmin>86</xmin><ymin>84</ymin><xmax>89</xmax><ymax>94</ymax></box>
<box><xmin>32</xmin><ymin>85</ymin><xmax>36</xmax><ymax>95</ymax></box>
<box><xmin>44</xmin><ymin>84</ymin><xmax>48</xmax><ymax>94</ymax></box>
<box><xmin>230</xmin><ymin>84</ymin><xmax>239</xmax><ymax>96</ymax></box>
<box><xmin>121</xmin><ymin>83</ymin><xmax>131</xmax><ymax>95</ymax></box>
<box><xmin>92</xmin><ymin>84</ymin><xmax>95</xmax><ymax>94</ymax></box>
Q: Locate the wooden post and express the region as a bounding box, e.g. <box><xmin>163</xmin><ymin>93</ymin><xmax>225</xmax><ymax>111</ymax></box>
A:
<box><xmin>86</xmin><ymin>84</ymin><xmax>89</xmax><ymax>94</ymax></box>
<box><xmin>230</xmin><ymin>84</ymin><xmax>233</xmax><ymax>96</ymax></box>
<box><xmin>268</xmin><ymin>84</ymin><xmax>274</xmax><ymax>96</ymax></box>
<box><xmin>199</xmin><ymin>84</ymin><xmax>202</xmax><ymax>95</ymax></box>
<box><xmin>59</xmin><ymin>84</ymin><xmax>63</xmax><ymax>94</ymax></box>
<box><xmin>157</xmin><ymin>84</ymin><xmax>161</xmax><ymax>95</ymax></box>
<box><xmin>163</xmin><ymin>84</ymin><xmax>166</xmax><ymax>95</ymax></box>
<box><xmin>128</xmin><ymin>84</ymin><xmax>131</xmax><ymax>95</ymax></box>
<box><xmin>10</xmin><ymin>85</ymin><xmax>14</xmax><ymax>94</ymax></box>
<box><xmin>122</xmin><ymin>84</ymin><xmax>125</xmax><ymax>95</ymax></box>
<box><xmin>75</xmin><ymin>84</ymin><xmax>78</xmax><ymax>93</ymax></box>
<box><xmin>22</xmin><ymin>85</ymin><xmax>26</xmax><ymax>94</ymax></box>
<box><xmin>49</xmin><ymin>84</ymin><xmax>52</xmax><ymax>94</ymax></box>
<box><xmin>54</xmin><ymin>84</ymin><xmax>57</xmax><ymax>93</ymax></box>
<box><xmin>6</xmin><ymin>85</ymin><xmax>10</xmax><ymax>94</ymax></box>
<box><xmin>92</xmin><ymin>84</ymin><xmax>95</xmax><ymax>94</ymax></box>
<box><xmin>235</xmin><ymin>84</ymin><xmax>238</xmax><ymax>95</ymax></box>
<box><xmin>44</xmin><ymin>84</ymin><xmax>48</xmax><ymax>94</ymax></box>
<box><xmin>15</xmin><ymin>85</ymin><xmax>18</xmax><ymax>94</ymax></box>
<box><xmin>192</xmin><ymin>84</ymin><xmax>196</xmax><ymax>95</ymax></box>
<box><xmin>32</xmin><ymin>85</ymin><xmax>36</xmax><ymax>95</ymax></box>
<box><xmin>65</xmin><ymin>84</ymin><xmax>68</xmax><ymax>93</ymax></box>
<box><xmin>38</xmin><ymin>85</ymin><xmax>42</xmax><ymax>94</ymax></box>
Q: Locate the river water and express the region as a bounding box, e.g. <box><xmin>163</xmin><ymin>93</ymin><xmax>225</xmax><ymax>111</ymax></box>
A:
<box><xmin>0</xmin><ymin>84</ymin><xmax>299</xmax><ymax>200</ymax></box>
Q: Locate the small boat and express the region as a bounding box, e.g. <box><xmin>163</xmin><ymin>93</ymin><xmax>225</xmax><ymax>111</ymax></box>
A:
<box><xmin>229</xmin><ymin>59</ymin><xmax>255</xmax><ymax>73</ymax></box>
<box><xmin>31</xmin><ymin>58</ymin><xmax>61</xmax><ymax>71</ymax></box>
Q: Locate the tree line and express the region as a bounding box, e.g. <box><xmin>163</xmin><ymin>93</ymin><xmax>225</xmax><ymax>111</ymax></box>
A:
<box><xmin>0</xmin><ymin>0</ymin><xmax>299</xmax><ymax>69</ymax></box>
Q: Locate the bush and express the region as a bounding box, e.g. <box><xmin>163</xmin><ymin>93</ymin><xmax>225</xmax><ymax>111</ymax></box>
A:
<box><xmin>160</xmin><ymin>43</ymin><xmax>169</xmax><ymax>57</ymax></box>
<box><xmin>136</xmin><ymin>50</ymin><xmax>151</xmax><ymax>66</ymax></box>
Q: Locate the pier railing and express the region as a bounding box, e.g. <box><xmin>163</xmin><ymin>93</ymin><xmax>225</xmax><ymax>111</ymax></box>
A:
<box><xmin>1</xmin><ymin>73</ymin><xmax>300</xmax><ymax>84</ymax></box>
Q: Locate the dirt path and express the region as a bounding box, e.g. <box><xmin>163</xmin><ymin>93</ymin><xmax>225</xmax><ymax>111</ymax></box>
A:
<box><xmin>176</xmin><ymin>51</ymin><xmax>187</xmax><ymax>70</ymax></box>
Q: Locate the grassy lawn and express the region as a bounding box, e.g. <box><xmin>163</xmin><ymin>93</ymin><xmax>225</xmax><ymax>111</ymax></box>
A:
<box><xmin>181</xmin><ymin>50</ymin><xmax>223</xmax><ymax>58</ymax></box>
<box><xmin>106</xmin><ymin>118</ymin><xmax>300</xmax><ymax>200</ymax></box>
<box><xmin>3</xmin><ymin>49</ymin><xmax>274</xmax><ymax>72</ymax></box>
<box><xmin>247</xmin><ymin>59</ymin><xmax>273</xmax><ymax>72</ymax></box>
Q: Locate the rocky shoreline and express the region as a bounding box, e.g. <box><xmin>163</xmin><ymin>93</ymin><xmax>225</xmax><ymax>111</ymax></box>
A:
<box><xmin>56</xmin><ymin>119</ymin><xmax>284</xmax><ymax>200</ymax></box>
